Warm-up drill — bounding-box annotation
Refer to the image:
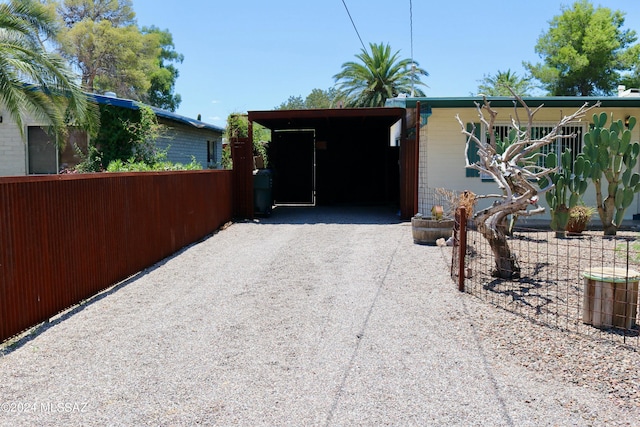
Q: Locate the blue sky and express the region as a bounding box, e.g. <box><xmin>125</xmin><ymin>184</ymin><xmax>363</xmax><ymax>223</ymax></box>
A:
<box><xmin>130</xmin><ymin>0</ymin><xmax>640</xmax><ymax>127</ymax></box>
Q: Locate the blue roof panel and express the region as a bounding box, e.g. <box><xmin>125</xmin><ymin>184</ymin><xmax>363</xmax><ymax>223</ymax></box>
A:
<box><xmin>90</xmin><ymin>93</ymin><xmax>224</xmax><ymax>133</ymax></box>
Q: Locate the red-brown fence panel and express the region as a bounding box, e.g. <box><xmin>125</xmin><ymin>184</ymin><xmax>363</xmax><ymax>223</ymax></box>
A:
<box><xmin>0</xmin><ymin>170</ymin><xmax>233</xmax><ymax>342</ymax></box>
<box><xmin>231</xmin><ymin>137</ymin><xmax>254</xmax><ymax>219</ymax></box>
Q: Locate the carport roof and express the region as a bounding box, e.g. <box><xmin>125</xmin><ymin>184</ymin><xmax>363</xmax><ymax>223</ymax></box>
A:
<box><xmin>248</xmin><ymin>107</ymin><xmax>405</xmax><ymax>130</ymax></box>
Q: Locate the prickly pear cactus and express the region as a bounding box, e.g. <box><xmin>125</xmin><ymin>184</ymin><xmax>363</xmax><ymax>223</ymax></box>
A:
<box><xmin>582</xmin><ymin>113</ymin><xmax>640</xmax><ymax>235</ymax></box>
<box><xmin>538</xmin><ymin>149</ymin><xmax>591</xmax><ymax>236</ymax></box>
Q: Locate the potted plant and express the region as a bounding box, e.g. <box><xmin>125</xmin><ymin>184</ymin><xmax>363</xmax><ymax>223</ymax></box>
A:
<box><xmin>411</xmin><ymin>190</ymin><xmax>476</xmax><ymax>245</ymax></box>
<box><xmin>412</xmin><ymin>208</ymin><xmax>454</xmax><ymax>245</ymax></box>
<box><xmin>567</xmin><ymin>205</ymin><xmax>595</xmax><ymax>234</ymax></box>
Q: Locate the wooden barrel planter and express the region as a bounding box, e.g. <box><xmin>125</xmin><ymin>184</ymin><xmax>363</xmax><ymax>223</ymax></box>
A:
<box><xmin>582</xmin><ymin>266</ymin><xmax>640</xmax><ymax>329</ymax></box>
<box><xmin>411</xmin><ymin>216</ymin><xmax>454</xmax><ymax>245</ymax></box>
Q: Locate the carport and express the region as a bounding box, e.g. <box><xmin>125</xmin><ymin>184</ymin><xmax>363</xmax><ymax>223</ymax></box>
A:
<box><xmin>245</xmin><ymin>107</ymin><xmax>417</xmax><ymax>219</ymax></box>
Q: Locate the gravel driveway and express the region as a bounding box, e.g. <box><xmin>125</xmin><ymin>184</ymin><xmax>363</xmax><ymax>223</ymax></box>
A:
<box><xmin>1</xmin><ymin>206</ymin><xmax>639</xmax><ymax>426</ymax></box>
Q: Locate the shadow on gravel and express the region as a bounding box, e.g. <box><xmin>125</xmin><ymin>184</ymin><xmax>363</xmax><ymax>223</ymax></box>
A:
<box><xmin>0</xmin><ymin>206</ymin><xmax>399</xmax><ymax>354</ymax></box>
<box><xmin>0</xmin><ymin>271</ymin><xmax>149</xmax><ymax>356</ymax></box>
<box><xmin>0</xmin><ymin>232</ymin><xmax>214</xmax><ymax>356</ymax></box>
<box><xmin>255</xmin><ymin>205</ymin><xmax>404</xmax><ymax>225</ymax></box>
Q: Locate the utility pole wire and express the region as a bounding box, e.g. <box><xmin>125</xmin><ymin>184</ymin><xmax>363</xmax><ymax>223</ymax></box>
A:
<box><xmin>341</xmin><ymin>0</ymin><xmax>367</xmax><ymax>53</ymax></box>
<box><xmin>410</xmin><ymin>0</ymin><xmax>415</xmax><ymax>96</ymax></box>
<box><xmin>410</xmin><ymin>0</ymin><xmax>414</xmax><ymax>62</ymax></box>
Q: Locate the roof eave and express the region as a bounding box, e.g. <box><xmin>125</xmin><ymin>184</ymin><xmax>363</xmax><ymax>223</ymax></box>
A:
<box><xmin>386</xmin><ymin>96</ymin><xmax>640</xmax><ymax>109</ymax></box>
<box><xmin>89</xmin><ymin>93</ymin><xmax>224</xmax><ymax>133</ymax></box>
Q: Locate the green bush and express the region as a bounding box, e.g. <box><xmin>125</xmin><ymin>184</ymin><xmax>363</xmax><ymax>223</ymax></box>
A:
<box><xmin>106</xmin><ymin>149</ymin><xmax>202</xmax><ymax>172</ymax></box>
<box><xmin>75</xmin><ymin>103</ymin><xmax>165</xmax><ymax>171</ymax></box>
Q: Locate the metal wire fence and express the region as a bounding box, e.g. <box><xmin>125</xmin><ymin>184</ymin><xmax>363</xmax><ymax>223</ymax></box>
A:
<box><xmin>452</xmin><ymin>211</ymin><xmax>640</xmax><ymax>348</ymax></box>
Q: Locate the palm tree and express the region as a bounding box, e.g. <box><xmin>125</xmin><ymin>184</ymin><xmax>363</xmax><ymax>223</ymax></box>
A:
<box><xmin>0</xmin><ymin>0</ymin><xmax>97</xmax><ymax>141</ymax></box>
<box><xmin>334</xmin><ymin>42</ymin><xmax>428</xmax><ymax>107</ymax></box>
<box><xmin>476</xmin><ymin>69</ymin><xmax>535</xmax><ymax>96</ymax></box>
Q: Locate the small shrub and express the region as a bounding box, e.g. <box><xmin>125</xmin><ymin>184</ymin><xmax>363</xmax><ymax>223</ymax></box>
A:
<box><xmin>436</xmin><ymin>188</ymin><xmax>477</xmax><ymax>218</ymax></box>
<box><xmin>106</xmin><ymin>149</ymin><xmax>202</xmax><ymax>172</ymax></box>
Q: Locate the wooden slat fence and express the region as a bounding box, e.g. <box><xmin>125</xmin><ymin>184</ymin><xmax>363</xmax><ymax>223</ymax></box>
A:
<box><xmin>0</xmin><ymin>170</ymin><xmax>233</xmax><ymax>342</ymax></box>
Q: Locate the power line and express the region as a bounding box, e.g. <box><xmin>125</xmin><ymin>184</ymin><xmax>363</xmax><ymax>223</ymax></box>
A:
<box><xmin>410</xmin><ymin>0</ymin><xmax>415</xmax><ymax>96</ymax></box>
<box><xmin>410</xmin><ymin>0</ymin><xmax>414</xmax><ymax>63</ymax></box>
<box><xmin>341</xmin><ymin>0</ymin><xmax>367</xmax><ymax>53</ymax></box>
<box><xmin>339</xmin><ymin>0</ymin><xmax>398</xmax><ymax>103</ymax></box>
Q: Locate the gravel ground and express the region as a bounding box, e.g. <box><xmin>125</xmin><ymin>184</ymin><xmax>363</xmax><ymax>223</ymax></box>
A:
<box><xmin>1</xmin><ymin>206</ymin><xmax>640</xmax><ymax>426</ymax></box>
<box><xmin>461</xmin><ymin>229</ymin><xmax>640</xmax><ymax>412</ymax></box>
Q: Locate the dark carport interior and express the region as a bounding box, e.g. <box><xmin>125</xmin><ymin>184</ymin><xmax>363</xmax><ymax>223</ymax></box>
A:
<box><xmin>248</xmin><ymin>108</ymin><xmax>406</xmax><ymax>208</ymax></box>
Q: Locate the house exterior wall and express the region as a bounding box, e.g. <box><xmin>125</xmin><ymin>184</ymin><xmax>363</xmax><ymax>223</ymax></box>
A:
<box><xmin>0</xmin><ymin>124</ymin><xmax>27</xmax><ymax>176</ymax></box>
<box><xmin>420</xmin><ymin>105</ymin><xmax>640</xmax><ymax>221</ymax></box>
<box><xmin>0</xmin><ymin>105</ymin><xmax>224</xmax><ymax>176</ymax></box>
<box><xmin>156</xmin><ymin>119</ymin><xmax>223</xmax><ymax>169</ymax></box>
<box><xmin>0</xmin><ymin>114</ymin><xmax>27</xmax><ymax>176</ymax></box>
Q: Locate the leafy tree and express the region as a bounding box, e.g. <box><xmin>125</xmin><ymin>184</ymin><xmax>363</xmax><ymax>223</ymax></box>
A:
<box><xmin>476</xmin><ymin>69</ymin><xmax>534</xmax><ymax>96</ymax></box>
<box><xmin>59</xmin><ymin>19</ymin><xmax>159</xmax><ymax>98</ymax></box>
<box><xmin>140</xmin><ymin>26</ymin><xmax>183</xmax><ymax>112</ymax></box>
<box><xmin>57</xmin><ymin>0</ymin><xmax>134</xmax><ymax>27</ymax></box>
<box><xmin>619</xmin><ymin>44</ymin><xmax>640</xmax><ymax>89</ymax></box>
<box><xmin>275</xmin><ymin>95</ymin><xmax>305</xmax><ymax>110</ymax></box>
<box><xmin>0</xmin><ymin>0</ymin><xmax>97</xmax><ymax>140</ymax></box>
<box><xmin>56</xmin><ymin>0</ymin><xmax>177</xmax><ymax>104</ymax></box>
<box><xmin>275</xmin><ymin>88</ymin><xmax>338</xmax><ymax>110</ymax></box>
<box><xmin>334</xmin><ymin>42</ymin><xmax>428</xmax><ymax>107</ymax></box>
<box><xmin>524</xmin><ymin>0</ymin><xmax>639</xmax><ymax>96</ymax></box>
<box><xmin>305</xmin><ymin>87</ymin><xmax>338</xmax><ymax>109</ymax></box>
<box><xmin>77</xmin><ymin>103</ymin><xmax>162</xmax><ymax>171</ymax></box>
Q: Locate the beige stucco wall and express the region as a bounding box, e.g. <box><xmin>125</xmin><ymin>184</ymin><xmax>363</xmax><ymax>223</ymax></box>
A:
<box><xmin>419</xmin><ymin>105</ymin><xmax>640</xmax><ymax>221</ymax></box>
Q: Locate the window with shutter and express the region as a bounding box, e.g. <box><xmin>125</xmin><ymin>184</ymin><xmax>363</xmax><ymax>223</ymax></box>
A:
<box><xmin>465</xmin><ymin>122</ymin><xmax>585</xmax><ymax>179</ymax></box>
<box><xmin>465</xmin><ymin>122</ymin><xmax>480</xmax><ymax>177</ymax></box>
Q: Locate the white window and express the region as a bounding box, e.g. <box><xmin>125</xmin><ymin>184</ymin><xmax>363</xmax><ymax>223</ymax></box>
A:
<box><xmin>480</xmin><ymin>122</ymin><xmax>585</xmax><ymax>179</ymax></box>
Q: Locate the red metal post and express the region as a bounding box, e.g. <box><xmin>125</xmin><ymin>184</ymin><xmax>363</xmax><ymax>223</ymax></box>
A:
<box><xmin>458</xmin><ymin>207</ymin><xmax>467</xmax><ymax>292</ymax></box>
<box><xmin>414</xmin><ymin>101</ymin><xmax>420</xmax><ymax>215</ymax></box>
<box><xmin>230</xmin><ymin>136</ymin><xmax>254</xmax><ymax>219</ymax></box>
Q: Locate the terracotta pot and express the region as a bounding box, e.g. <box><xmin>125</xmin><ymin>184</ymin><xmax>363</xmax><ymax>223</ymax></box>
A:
<box><xmin>567</xmin><ymin>218</ymin><xmax>588</xmax><ymax>234</ymax></box>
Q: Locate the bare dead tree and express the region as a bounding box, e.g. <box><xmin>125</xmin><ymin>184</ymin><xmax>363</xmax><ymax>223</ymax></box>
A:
<box><xmin>457</xmin><ymin>92</ymin><xmax>600</xmax><ymax>278</ymax></box>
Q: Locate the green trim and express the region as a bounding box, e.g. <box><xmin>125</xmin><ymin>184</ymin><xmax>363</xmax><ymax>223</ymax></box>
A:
<box><xmin>420</xmin><ymin>105</ymin><xmax>432</xmax><ymax>127</ymax></box>
<box><xmin>386</xmin><ymin>96</ymin><xmax>640</xmax><ymax>110</ymax></box>
<box><xmin>582</xmin><ymin>270</ymin><xmax>640</xmax><ymax>282</ymax></box>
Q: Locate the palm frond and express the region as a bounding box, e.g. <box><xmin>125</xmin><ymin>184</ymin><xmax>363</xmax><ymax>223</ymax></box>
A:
<box><xmin>0</xmin><ymin>0</ymin><xmax>97</xmax><ymax>140</ymax></box>
<box><xmin>334</xmin><ymin>42</ymin><xmax>429</xmax><ymax>107</ymax></box>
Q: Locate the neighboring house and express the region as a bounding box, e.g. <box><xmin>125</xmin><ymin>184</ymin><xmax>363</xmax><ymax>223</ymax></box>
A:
<box><xmin>0</xmin><ymin>93</ymin><xmax>224</xmax><ymax>176</ymax></box>
<box><xmin>387</xmin><ymin>88</ymin><xmax>640</xmax><ymax>221</ymax></box>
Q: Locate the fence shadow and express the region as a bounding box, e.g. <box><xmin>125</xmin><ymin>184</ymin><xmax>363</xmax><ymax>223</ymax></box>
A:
<box><xmin>0</xmin><ymin>232</ymin><xmax>216</xmax><ymax>356</ymax></box>
<box><xmin>453</xmin><ymin>212</ymin><xmax>640</xmax><ymax>348</ymax></box>
<box><xmin>257</xmin><ymin>205</ymin><xmax>403</xmax><ymax>225</ymax></box>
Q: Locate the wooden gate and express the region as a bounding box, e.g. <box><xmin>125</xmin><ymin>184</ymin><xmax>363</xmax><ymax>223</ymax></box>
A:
<box><xmin>230</xmin><ymin>136</ymin><xmax>254</xmax><ymax>219</ymax></box>
<box><xmin>399</xmin><ymin>102</ymin><xmax>420</xmax><ymax>219</ymax></box>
